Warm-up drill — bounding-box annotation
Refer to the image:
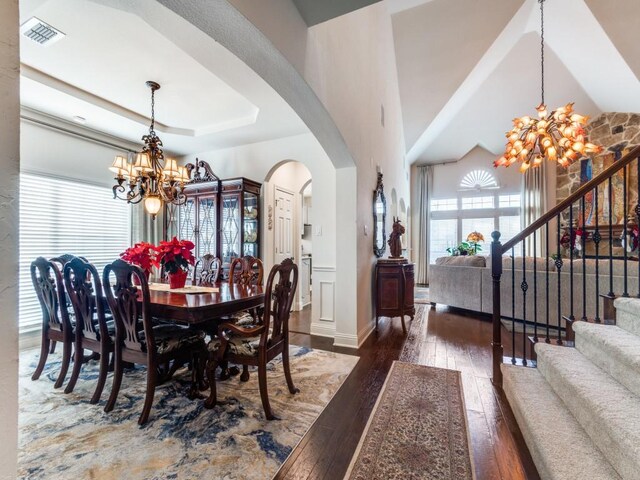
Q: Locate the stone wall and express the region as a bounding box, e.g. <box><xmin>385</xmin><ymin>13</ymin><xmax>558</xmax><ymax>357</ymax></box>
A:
<box><xmin>556</xmin><ymin>112</ymin><xmax>640</xmax><ymax>203</ymax></box>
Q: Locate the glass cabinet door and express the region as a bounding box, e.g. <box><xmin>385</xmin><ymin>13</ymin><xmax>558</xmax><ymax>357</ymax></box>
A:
<box><xmin>221</xmin><ymin>193</ymin><xmax>241</xmax><ymax>264</ymax></box>
<box><xmin>243</xmin><ymin>191</ymin><xmax>259</xmax><ymax>257</ymax></box>
<box><xmin>177</xmin><ymin>198</ymin><xmax>197</xmax><ymax>246</ymax></box>
<box><xmin>197</xmin><ymin>195</ymin><xmax>217</xmax><ymax>258</ymax></box>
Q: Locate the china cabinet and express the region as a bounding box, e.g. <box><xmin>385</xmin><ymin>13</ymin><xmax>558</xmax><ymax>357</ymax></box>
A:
<box><xmin>165</xmin><ymin>160</ymin><xmax>261</xmax><ymax>277</ymax></box>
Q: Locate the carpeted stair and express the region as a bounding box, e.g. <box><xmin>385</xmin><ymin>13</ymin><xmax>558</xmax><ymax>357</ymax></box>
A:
<box><xmin>503</xmin><ymin>297</ymin><xmax>640</xmax><ymax>480</ymax></box>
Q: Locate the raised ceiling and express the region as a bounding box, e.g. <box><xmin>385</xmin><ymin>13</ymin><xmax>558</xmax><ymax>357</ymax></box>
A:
<box><xmin>19</xmin><ymin>0</ymin><xmax>308</xmax><ymax>156</ymax></box>
<box><xmin>391</xmin><ymin>0</ymin><xmax>640</xmax><ymax>164</ymax></box>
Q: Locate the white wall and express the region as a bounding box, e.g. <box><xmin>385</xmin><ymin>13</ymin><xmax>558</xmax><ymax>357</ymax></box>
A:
<box><xmin>0</xmin><ymin>0</ymin><xmax>19</xmax><ymax>477</ymax></box>
<box><xmin>184</xmin><ymin>132</ymin><xmax>338</xmax><ymax>337</ymax></box>
<box><xmin>20</xmin><ymin>118</ymin><xmax>137</xmax><ymax>187</ymax></box>
<box><xmin>304</xmin><ymin>2</ymin><xmax>410</xmax><ymax>345</ymax></box>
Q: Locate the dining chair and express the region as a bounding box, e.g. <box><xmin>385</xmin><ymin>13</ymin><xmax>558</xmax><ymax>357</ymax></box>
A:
<box><xmin>103</xmin><ymin>259</ymin><xmax>207</xmax><ymax>425</ymax></box>
<box><xmin>30</xmin><ymin>257</ymin><xmax>75</xmax><ymax>388</ymax></box>
<box><xmin>193</xmin><ymin>254</ymin><xmax>222</xmax><ymax>286</ymax></box>
<box><xmin>228</xmin><ymin>255</ymin><xmax>264</xmax><ymax>287</ymax></box>
<box><xmin>62</xmin><ymin>257</ymin><xmax>115</xmax><ymax>403</ymax></box>
<box><xmin>205</xmin><ymin>258</ymin><xmax>299</xmax><ymax>420</ymax></box>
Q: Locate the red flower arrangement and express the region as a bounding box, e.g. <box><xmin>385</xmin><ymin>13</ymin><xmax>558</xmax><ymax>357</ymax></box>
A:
<box><xmin>153</xmin><ymin>237</ymin><xmax>195</xmax><ymax>273</ymax></box>
<box><xmin>120</xmin><ymin>242</ymin><xmax>156</xmax><ymax>274</ymax></box>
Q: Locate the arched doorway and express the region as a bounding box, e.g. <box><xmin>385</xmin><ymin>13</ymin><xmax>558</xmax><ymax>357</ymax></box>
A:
<box><xmin>263</xmin><ymin>160</ymin><xmax>313</xmax><ymax>333</ymax></box>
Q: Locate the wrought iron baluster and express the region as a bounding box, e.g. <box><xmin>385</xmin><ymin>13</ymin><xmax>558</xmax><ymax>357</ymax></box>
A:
<box><xmin>637</xmin><ymin>157</ymin><xmax>640</xmax><ymax>298</ymax></box>
<box><xmin>555</xmin><ymin>215</ymin><xmax>563</xmax><ymax>345</ymax></box>
<box><xmin>581</xmin><ymin>196</ymin><xmax>587</xmax><ymax>321</ymax></box>
<box><xmin>594</xmin><ymin>186</ymin><xmax>601</xmax><ymax>323</ymax></box>
<box><xmin>623</xmin><ymin>164</ymin><xmax>629</xmax><ymax>297</ymax></box>
<box><xmin>608</xmin><ymin>176</ymin><xmax>614</xmax><ymax>296</ymax></box>
<box><xmin>533</xmin><ymin>233</ymin><xmax>538</xmax><ymax>344</ymax></box>
<box><xmin>511</xmin><ymin>247</ymin><xmax>516</xmax><ymax>365</ymax></box>
<box><xmin>569</xmin><ymin>203</ymin><xmax>574</xmax><ymax>322</ymax></box>
<box><xmin>521</xmin><ymin>242</ymin><xmax>528</xmax><ymax>366</ymax></box>
<box><xmin>546</xmin><ymin>222</ymin><xmax>550</xmax><ymax>343</ymax></box>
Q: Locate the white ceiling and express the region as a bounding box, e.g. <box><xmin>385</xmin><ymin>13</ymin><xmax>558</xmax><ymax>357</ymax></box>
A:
<box><xmin>19</xmin><ymin>0</ymin><xmax>308</xmax><ymax>156</ymax></box>
<box><xmin>391</xmin><ymin>0</ymin><xmax>640</xmax><ymax>164</ymax></box>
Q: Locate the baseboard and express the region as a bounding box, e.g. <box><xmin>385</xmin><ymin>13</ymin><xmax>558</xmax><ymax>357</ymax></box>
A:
<box><xmin>310</xmin><ymin>321</ymin><xmax>336</xmax><ymax>338</ymax></box>
<box><xmin>333</xmin><ymin>322</ymin><xmax>376</xmax><ymax>349</ymax></box>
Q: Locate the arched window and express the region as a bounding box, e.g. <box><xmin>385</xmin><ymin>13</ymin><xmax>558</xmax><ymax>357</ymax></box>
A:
<box><xmin>459</xmin><ymin>170</ymin><xmax>498</xmax><ymax>190</ymax></box>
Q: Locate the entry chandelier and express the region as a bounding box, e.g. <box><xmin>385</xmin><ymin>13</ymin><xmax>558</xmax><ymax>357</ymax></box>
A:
<box><xmin>494</xmin><ymin>0</ymin><xmax>601</xmax><ymax>172</ymax></box>
<box><xmin>109</xmin><ymin>81</ymin><xmax>190</xmax><ymax>218</ymax></box>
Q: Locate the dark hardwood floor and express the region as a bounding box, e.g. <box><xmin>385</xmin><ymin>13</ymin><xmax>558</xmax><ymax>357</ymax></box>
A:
<box><xmin>276</xmin><ymin>304</ymin><xmax>540</xmax><ymax>479</ymax></box>
<box><xmin>289</xmin><ymin>305</ymin><xmax>312</xmax><ymax>335</ymax></box>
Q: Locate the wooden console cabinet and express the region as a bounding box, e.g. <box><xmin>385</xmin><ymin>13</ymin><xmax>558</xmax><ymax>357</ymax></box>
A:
<box><xmin>374</xmin><ymin>259</ymin><xmax>415</xmax><ymax>333</ymax></box>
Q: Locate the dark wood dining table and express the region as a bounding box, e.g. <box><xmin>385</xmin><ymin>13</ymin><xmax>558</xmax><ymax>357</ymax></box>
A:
<box><xmin>145</xmin><ymin>281</ymin><xmax>265</xmax><ymax>325</ymax></box>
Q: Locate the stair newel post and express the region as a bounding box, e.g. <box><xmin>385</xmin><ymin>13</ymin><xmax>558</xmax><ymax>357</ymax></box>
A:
<box><xmin>555</xmin><ymin>215</ymin><xmax>563</xmax><ymax>345</ymax></box>
<box><xmin>491</xmin><ymin>231</ymin><xmax>504</xmax><ymax>387</ymax></box>
<box><xmin>594</xmin><ymin>185</ymin><xmax>601</xmax><ymax>323</ymax></box>
<box><xmin>521</xmin><ymin>242</ymin><xmax>528</xmax><ymax>366</ymax></box>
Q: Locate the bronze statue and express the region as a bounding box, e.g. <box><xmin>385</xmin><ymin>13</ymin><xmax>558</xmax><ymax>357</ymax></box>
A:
<box><xmin>388</xmin><ymin>217</ymin><xmax>405</xmax><ymax>258</ymax></box>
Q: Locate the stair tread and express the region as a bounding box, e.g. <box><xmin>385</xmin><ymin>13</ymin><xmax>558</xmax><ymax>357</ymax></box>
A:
<box><xmin>502</xmin><ymin>365</ymin><xmax>621</xmax><ymax>480</ymax></box>
<box><xmin>536</xmin><ymin>343</ymin><xmax>640</xmax><ymax>478</ymax></box>
<box><xmin>574</xmin><ymin>321</ymin><xmax>640</xmax><ymax>398</ymax></box>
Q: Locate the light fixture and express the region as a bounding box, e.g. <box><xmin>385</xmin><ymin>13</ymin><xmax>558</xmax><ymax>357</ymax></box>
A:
<box><xmin>110</xmin><ymin>81</ymin><xmax>190</xmax><ymax>219</ymax></box>
<box><xmin>494</xmin><ymin>0</ymin><xmax>602</xmax><ymax>172</ymax></box>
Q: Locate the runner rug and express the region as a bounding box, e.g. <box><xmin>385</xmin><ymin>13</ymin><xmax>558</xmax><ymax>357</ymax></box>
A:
<box><xmin>345</xmin><ymin>361</ymin><xmax>474</xmax><ymax>480</ymax></box>
<box><xmin>19</xmin><ymin>346</ymin><xmax>358</xmax><ymax>480</ymax></box>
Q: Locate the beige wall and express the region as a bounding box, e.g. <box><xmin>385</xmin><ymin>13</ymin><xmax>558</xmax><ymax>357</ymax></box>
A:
<box><xmin>304</xmin><ymin>2</ymin><xmax>410</xmax><ymax>343</ymax></box>
<box><xmin>0</xmin><ymin>0</ymin><xmax>19</xmax><ymax>477</ymax></box>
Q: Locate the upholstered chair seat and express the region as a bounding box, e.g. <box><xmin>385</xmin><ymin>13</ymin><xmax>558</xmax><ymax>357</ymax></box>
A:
<box><xmin>138</xmin><ymin>325</ymin><xmax>206</xmax><ymax>355</ymax></box>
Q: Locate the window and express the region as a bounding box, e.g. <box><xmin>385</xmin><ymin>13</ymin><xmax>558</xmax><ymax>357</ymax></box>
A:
<box><xmin>431</xmin><ymin>198</ymin><xmax>457</xmax><ymax>211</ymax></box>
<box><xmin>498</xmin><ymin>216</ymin><xmax>522</xmax><ymax>244</ymax></box>
<box><xmin>461</xmin><ymin>196</ymin><xmax>494</xmax><ymax>209</ymax></box>
<box><xmin>461</xmin><ymin>218</ymin><xmax>494</xmax><ymax>245</ymax></box>
<box><xmin>19</xmin><ymin>173</ymin><xmax>131</xmax><ymax>334</ymax></box>
<box><xmin>460</xmin><ymin>170</ymin><xmax>498</xmax><ymax>190</ymax></box>
<box><xmin>429</xmin><ymin>219</ymin><xmax>457</xmax><ymax>263</ymax></box>
<box><xmin>499</xmin><ymin>194</ymin><xmax>521</xmax><ymax>208</ymax></box>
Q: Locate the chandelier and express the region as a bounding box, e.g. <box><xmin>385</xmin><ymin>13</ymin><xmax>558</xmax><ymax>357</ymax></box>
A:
<box><xmin>494</xmin><ymin>0</ymin><xmax>601</xmax><ymax>172</ymax></box>
<box><xmin>109</xmin><ymin>81</ymin><xmax>190</xmax><ymax>218</ymax></box>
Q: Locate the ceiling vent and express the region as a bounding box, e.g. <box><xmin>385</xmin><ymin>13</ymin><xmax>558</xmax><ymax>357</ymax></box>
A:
<box><xmin>20</xmin><ymin>17</ymin><xmax>65</xmax><ymax>46</ymax></box>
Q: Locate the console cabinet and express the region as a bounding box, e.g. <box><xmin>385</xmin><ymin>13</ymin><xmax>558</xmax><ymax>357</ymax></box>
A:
<box><xmin>374</xmin><ymin>259</ymin><xmax>415</xmax><ymax>333</ymax></box>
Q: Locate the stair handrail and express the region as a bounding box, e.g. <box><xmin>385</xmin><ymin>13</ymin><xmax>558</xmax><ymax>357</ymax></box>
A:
<box><xmin>501</xmin><ymin>145</ymin><xmax>640</xmax><ymax>253</ymax></box>
<box><xmin>491</xmin><ymin>144</ymin><xmax>640</xmax><ymax>387</ymax></box>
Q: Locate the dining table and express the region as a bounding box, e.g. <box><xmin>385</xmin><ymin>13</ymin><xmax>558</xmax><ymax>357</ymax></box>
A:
<box><xmin>141</xmin><ymin>281</ymin><xmax>265</xmax><ymax>393</ymax></box>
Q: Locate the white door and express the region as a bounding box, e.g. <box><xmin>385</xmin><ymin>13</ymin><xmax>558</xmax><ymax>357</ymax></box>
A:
<box><xmin>275</xmin><ymin>187</ymin><xmax>294</xmax><ymax>264</ymax></box>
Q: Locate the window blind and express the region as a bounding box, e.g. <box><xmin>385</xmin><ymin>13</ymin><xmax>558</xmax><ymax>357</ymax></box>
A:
<box><xmin>19</xmin><ymin>173</ymin><xmax>131</xmax><ymax>334</ymax></box>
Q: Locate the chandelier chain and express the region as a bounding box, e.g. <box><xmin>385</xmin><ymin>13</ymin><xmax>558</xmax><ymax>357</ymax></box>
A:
<box><xmin>150</xmin><ymin>87</ymin><xmax>156</xmax><ymax>134</ymax></box>
<box><xmin>539</xmin><ymin>0</ymin><xmax>545</xmax><ymax>106</ymax></box>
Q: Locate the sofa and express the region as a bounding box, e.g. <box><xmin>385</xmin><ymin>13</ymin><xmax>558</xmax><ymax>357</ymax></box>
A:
<box><xmin>430</xmin><ymin>255</ymin><xmax>639</xmax><ymax>324</ymax></box>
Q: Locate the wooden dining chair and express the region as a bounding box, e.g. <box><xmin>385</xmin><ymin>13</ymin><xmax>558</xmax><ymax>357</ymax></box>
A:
<box><xmin>103</xmin><ymin>259</ymin><xmax>207</xmax><ymax>425</ymax></box>
<box><xmin>205</xmin><ymin>258</ymin><xmax>299</xmax><ymax>420</ymax></box>
<box><xmin>228</xmin><ymin>256</ymin><xmax>264</xmax><ymax>287</ymax></box>
<box><xmin>62</xmin><ymin>257</ymin><xmax>115</xmax><ymax>403</ymax></box>
<box><xmin>30</xmin><ymin>257</ymin><xmax>75</xmax><ymax>389</ymax></box>
<box><xmin>193</xmin><ymin>254</ymin><xmax>222</xmax><ymax>286</ymax></box>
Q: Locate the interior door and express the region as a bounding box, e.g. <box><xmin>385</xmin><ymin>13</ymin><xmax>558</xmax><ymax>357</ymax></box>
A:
<box><xmin>274</xmin><ymin>187</ymin><xmax>294</xmax><ymax>264</ymax></box>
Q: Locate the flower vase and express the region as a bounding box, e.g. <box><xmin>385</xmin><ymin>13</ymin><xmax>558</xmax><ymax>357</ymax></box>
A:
<box><xmin>168</xmin><ymin>269</ymin><xmax>188</xmax><ymax>289</ymax></box>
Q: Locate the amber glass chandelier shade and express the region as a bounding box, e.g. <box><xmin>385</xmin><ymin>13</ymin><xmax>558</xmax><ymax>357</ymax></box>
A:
<box><xmin>144</xmin><ymin>195</ymin><xmax>162</xmax><ymax>216</ymax></box>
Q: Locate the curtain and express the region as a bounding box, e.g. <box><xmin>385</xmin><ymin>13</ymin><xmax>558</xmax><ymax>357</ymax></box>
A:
<box><xmin>416</xmin><ymin>165</ymin><xmax>433</xmax><ymax>285</ymax></box>
<box><xmin>131</xmin><ymin>203</ymin><xmax>165</xmax><ymax>245</ymax></box>
<box><xmin>522</xmin><ymin>162</ymin><xmax>547</xmax><ymax>256</ymax></box>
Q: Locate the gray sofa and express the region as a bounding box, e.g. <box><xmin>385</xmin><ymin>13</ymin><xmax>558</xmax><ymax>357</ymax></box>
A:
<box><xmin>430</xmin><ymin>255</ymin><xmax>639</xmax><ymax>323</ymax></box>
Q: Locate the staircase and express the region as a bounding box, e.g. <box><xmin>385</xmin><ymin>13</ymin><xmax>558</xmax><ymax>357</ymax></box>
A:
<box><xmin>503</xmin><ymin>297</ymin><xmax>640</xmax><ymax>480</ymax></box>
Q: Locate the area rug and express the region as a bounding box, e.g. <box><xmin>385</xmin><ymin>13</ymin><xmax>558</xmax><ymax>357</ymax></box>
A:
<box><xmin>344</xmin><ymin>361</ymin><xmax>474</xmax><ymax>480</ymax></box>
<box><xmin>414</xmin><ymin>286</ymin><xmax>430</xmax><ymax>304</ymax></box>
<box><xmin>18</xmin><ymin>346</ymin><xmax>358</xmax><ymax>480</ymax></box>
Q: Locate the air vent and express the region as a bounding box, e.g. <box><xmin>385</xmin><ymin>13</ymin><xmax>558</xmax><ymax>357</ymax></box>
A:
<box><xmin>20</xmin><ymin>17</ymin><xmax>65</xmax><ymax>46</ymax></box>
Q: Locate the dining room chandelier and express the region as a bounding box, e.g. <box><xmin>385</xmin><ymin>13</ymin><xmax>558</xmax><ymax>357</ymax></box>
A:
<box><xmin>109</xmin><ymin>81</ymin><xmax>190</xmax><ymax>219</ymax></box>
<box><xmin>494</xmin><ymin>0</ymin><xmax>602</xmax><ymax>173</ymax></box>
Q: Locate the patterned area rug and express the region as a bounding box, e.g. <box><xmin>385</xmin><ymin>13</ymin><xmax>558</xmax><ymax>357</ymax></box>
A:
<box><xmin>19</xmin><ymin>346</ymin><xmax>358</xmax><ymax>479</ymax></box>
<box><xmin>345</xmin><ymin>361</ymin><xmax>474</xmax><ymax>480</ymax></box>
